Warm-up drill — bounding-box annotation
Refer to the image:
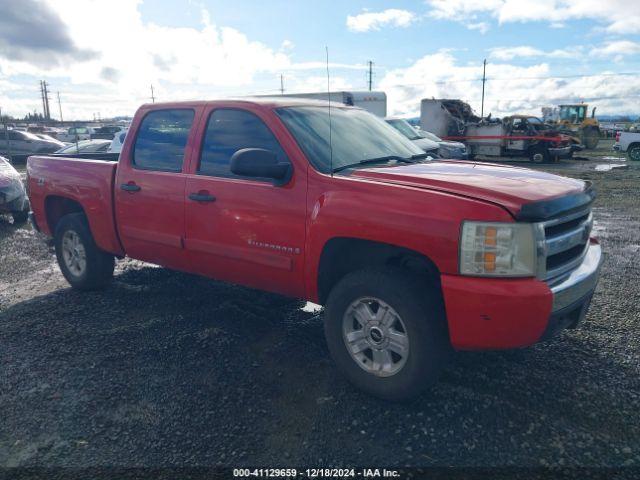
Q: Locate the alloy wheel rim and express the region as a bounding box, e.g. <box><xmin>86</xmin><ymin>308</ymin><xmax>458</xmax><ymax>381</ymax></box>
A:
<box><xmin>62</xmin><ymin>230</ymin><xmax>87</xmax><ymax>277</ymax></box>
<box><xmin>342</xmin><ymin>297</ymin><xmax>410</xmax><ymax>377</ymax></box>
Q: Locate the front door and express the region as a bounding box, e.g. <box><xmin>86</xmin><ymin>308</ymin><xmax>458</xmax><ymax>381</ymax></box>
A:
<box><xmin>184</xmin><ymin>106</ymin><xmax>307</xmax><ymax>297</ymax></box>
<box><xmin>114</xmin><ymin>107</ymin><xmax>199</xmax><ymax>270</ymax></box>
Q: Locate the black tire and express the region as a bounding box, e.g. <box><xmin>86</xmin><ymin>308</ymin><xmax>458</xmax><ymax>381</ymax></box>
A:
<box><xmin>11</xmin><ymin>210</ymin><xmax>28</xmax><ymax>225</ymax></box>
<box><xmin>324</xmin><ymin>267</ymin><xmax>451</xmax><ymax>401</ymax></box>
<box><xmin>628</xmin><ymin>144</ymin><xmax>640</xmax><ymax>162</ymax></box>
<box><xmin>54</xmin><ymin>213</ymin><xmax>114</xmax><ymax>290</ymax></box>
<box><xmin>582</xmin><ymin>128</ymin><xmax>599</xmax><ymax>150</ymax></box>
<box><xmin>529</xmin><ymin>145</ymin><xmax>551</xmax><ymax>164</ymax></box>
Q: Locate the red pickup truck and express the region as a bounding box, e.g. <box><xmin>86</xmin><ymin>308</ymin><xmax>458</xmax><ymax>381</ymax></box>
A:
<box><xmin>27</xmin><ymin>98</ymin><xmax>603</xmax><ymax>400</ymax></box>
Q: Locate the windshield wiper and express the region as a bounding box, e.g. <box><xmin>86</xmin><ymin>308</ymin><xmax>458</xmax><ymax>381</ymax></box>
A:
<box><xmin>332</xmin><ymin>155</ymin><xmax>419</xmax><ymax>173</ymax></box>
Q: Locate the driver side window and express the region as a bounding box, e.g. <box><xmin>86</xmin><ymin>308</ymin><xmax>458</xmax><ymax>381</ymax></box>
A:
<box><xmin>198</xmin><ymin>108</ymin><xmax>288</xmax><ymax>179</ymax></box>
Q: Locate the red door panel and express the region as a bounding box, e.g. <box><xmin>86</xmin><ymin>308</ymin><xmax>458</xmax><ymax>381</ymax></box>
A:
<box><xmin>183</xmin><ymin>105</ymin><xmax>307</xmax><ymax>297</ymax></box>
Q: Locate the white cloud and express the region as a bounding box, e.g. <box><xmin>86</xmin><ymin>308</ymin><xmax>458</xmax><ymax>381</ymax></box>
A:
<box><xmin>0</xmin><ymin>1</ymin><xmax>372</xmax><ymax>118</ymax></box>
<box><xmin>590</xmin><ymin>40</ymin><xmax>640</xmax><ymax>58</ymax></box>
<box><xmin>426</xmin><ymin>0</ymin><xmax>640</xmax><ymax>35</ymax></box>
<box><xmin>467</xmin><ymin>22</ymin><xmax>490</xmax><ymax>34</ymax></box>
<box><xmin>379</xmin><ymin>50</ymin><xmax>640</xmax><ymax>117</ymax></box>
<box><xmin>489</xmin><ymin>45</ymin><xmax>577</xmax><ymax>60</ymax></box>
<box><xmin>346</xmin><ymin>9</ymin><xmax>416</xmax><ymax>32</ymax></box>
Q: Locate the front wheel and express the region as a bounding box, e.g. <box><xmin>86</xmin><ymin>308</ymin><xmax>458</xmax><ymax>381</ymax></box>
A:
<box><xmin>54</xmin><ymin>213</ymin><xmax>115</xmax><ymax>290</ymax></box>
<box><xmin>529</xmin><ymin>145</ymin><xmax>551</xmax><ymax>163</ymax></box>
<box><xmin>324</xmin><ymin>267</ymin><xmax>451</xmax><ymax>401</ymax></box>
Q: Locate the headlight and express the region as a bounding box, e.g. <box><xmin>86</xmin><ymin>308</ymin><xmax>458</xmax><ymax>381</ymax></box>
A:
<box><xmin>460</xmin><ymin>222</ymin><xmax>537</xmax><ymax>277</ymax></box>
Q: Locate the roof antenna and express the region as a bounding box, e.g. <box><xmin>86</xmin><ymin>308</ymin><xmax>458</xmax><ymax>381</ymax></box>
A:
<box><xmin>326</xmin><ymin>46</ymin><xmax>334</xmax><ymax>177</ymax></box>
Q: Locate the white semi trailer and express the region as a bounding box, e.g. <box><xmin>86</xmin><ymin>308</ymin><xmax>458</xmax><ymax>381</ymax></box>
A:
<box><xmin>272</xmin><ymin>91</ymin><xmax>387</xmax><ymax>117</ymax></box>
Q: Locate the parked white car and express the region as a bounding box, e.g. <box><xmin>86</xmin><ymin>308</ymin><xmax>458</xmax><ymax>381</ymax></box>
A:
<box><xmin>108</xmin><ymin>128</ymin><xmax>128</xmax><ymax>154</ymax></box>
<box><xmin>614</xmin><ymin>131</ymin><xmax>640</xmax><ymax>161</ymax></box>
<box><xmin>56</xmin><ymin>126</ymin><xmax>95</xmax><ymax>143</ymax></box>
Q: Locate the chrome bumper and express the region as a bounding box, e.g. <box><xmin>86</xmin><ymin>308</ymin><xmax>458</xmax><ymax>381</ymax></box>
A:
<box><xmin>550</xmin><ymin>242</ymin><xmax>603</xmax><ymax>312</ymax></box>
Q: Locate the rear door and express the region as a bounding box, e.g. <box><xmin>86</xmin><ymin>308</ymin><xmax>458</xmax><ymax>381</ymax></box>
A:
<box><xmin>115</xmin><ymin>107</ymin><xmax>200</xmax><ymax>270</ymax></box>
<box><xmin>183</xmin><ymin>106</ymin><xmax>307</xmax><ymax>297</ymax></box>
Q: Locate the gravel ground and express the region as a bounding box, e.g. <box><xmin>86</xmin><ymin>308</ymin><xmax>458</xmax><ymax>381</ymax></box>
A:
<box><xmin>1</xmin><ymin>140</ymin><xmax>639</xmax><ymax>471</ymax></box>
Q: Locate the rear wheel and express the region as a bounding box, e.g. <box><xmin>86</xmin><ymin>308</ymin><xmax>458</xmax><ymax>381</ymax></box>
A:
<box><xmin>54</xmin><ymin>213</ymin><xmax>114</xmax><ymax>290</ymax></box>
<box><xmin>324</xmin><ymin>267</ymin><xmax>451</xmax><ymax>401</ymax></box>
<box><xmin>628</xmin><ymin>144</ymin><xmax>640</xmax><ymax>161</ymax></box>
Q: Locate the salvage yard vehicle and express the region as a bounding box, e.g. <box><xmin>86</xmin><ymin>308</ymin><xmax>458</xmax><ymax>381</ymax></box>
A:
<box><xmin>55</xmin><ymin>139</ymin><xmax>111</xmax><ymax>154</ymax></box>
<box><xmin>91</xmin><ymin>125</ymin><xmax>125</xmax><ymax>140</ymax></box>
<box><xmin>0</xmin><ymin>129</ymin><xmax>64</xmax><ymax>160</ymax></box>
<box><xmin>421</xmin><ymin>99</ymin><xmax>580</xmax><ymax>163</ymax></box>
<box><xmin>27</xmin><ymin>98</ymin><xmax>603</xmax><ymax>401</ymax></box>
<box><xmin>614</xmin><ymin>131</ymin><xmax>640</xmax><ymax>161</ymax></box>
<box><xmin>384</xmin><ymin>118</ymin><xmax>440</xmax><ymax>158</ymax></box>
<box><xmin>0</xmin><ymin>156</ymin><xmax>29</xmax><ymax>224</ymax></box>
<box><xmin>56</xmin><ymin>126</ymin><xmax>95</xmax><ymax>143</ymax></box>
<box><xmin>550</xmin><ymin>103</ymin><xmax>600</xmax><ymax>150</ymax></box>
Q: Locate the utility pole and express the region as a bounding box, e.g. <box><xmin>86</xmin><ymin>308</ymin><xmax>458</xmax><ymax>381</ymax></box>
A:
<box><xmin>280</xmin><ymin>74</ymin><xmax>285</xmax><ymax>95</ymax></box>
<box><xmin>40</xmin><ymin>81</ymin><xmax>46</xmax><ymax>119</ymax></box>
<box><xmin>150</xmin><ymin>84</ymin><xmax>155</xmax><ymax>103</ymax></box>
<box><xmin>367</xmin><ymin>60</ymin><xmax>373</xmax><ymax>91</ymax></box>
<box><xmin>480</xmin><ymin>59</ymin><xmax>487</xmax><ymax>120</ymax></box>
<box><xmin>57</xmin><ymin>91</ymin><xmax>63</xmax><ymax>122</ymax></box>
<box><xmin>39</xmin><ymin>80</ymin><xmax>51</xmax><ymax>120</ymax></box>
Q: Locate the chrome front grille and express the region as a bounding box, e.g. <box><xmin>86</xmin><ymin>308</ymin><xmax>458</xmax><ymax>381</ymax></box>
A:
<box><xmin>536</xmin><ymin>207</ymin><xmax>593</xmax><ymax>282</ymax></box>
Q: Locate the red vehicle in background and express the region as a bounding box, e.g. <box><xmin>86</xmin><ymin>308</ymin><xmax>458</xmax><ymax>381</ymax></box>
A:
<box><xmin>27</xmin><ymin>98</ymin><xmax>602</xmax><ymax>400</ymax></box>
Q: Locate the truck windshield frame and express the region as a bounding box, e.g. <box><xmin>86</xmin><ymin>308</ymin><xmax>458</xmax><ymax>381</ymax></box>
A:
<box><xmin>276</xmin><ymin>106</ymin><xmax>423</xmax><ymax>174</ymax></box>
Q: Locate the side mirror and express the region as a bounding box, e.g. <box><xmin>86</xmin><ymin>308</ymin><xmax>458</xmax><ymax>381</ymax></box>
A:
<box><xmin>230</xmin><ymin>148</ymin><xmax>292</xmax><ymax>186</ymax></box>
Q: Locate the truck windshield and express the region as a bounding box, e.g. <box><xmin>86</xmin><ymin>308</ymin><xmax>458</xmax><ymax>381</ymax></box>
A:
<box><xmin>276</xmin><ymin>106</ymin><xmax>424</xmax><ymax>173</ymax></box>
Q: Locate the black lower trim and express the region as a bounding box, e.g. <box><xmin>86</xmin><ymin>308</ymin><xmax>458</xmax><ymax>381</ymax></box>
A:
<box><xmin>539</xmin><ymin>290</ymin><xmax>594</xmax><ymax>341</ymax></box>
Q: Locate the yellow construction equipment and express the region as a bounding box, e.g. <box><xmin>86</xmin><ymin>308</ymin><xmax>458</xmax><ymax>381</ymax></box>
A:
<box><xmin>550</xmin><ymin>104</ymin><xmax>600</xmax><ymax>149</ymax></box>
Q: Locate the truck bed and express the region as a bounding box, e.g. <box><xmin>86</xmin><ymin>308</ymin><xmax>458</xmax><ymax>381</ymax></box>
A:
<box><xmin>27</xmin><ymin>155</ymin><xmax>124</xmax><ymax>256</ymax></box>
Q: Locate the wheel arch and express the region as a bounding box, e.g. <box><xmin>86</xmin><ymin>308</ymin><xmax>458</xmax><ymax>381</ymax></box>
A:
<box><xmin>628</xmin><ymin>142</ymin><xmax>640</xmax><ymax>160</ymax></box>
<box><xmin>44</xmin><ymin>195</ymin><xmax>86</xmax><ymax>235</ymax></box>
<box><xmin>317</xmin><ymin>237</ymin><xmax>442</xmax><ymax>305</ymax></box>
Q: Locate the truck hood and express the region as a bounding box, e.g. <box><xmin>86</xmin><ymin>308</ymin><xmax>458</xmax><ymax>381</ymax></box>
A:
<box><xmin>350</xmin><ymin>160</ymin><xmax>586</xmax><ymax>216</ymax></box>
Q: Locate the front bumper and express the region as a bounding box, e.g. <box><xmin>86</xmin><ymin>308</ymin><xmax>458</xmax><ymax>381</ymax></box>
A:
<box><xmin>548</xmin><ymin>145</ymin><xmax>573</xmax><ymax>158</ymax></box>
<box><xmin>541</xmin><ymin>241</ymin><xmax>602</xmax><ymax>339</ymax></box>
<box><xmin>441</xmin><ymin>241</ymin><xmax>603</xmax><ymax>350</ymax></box>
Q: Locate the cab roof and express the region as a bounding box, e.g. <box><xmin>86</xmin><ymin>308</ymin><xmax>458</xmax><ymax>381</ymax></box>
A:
<box><xmin>139</xmin><ymin>96</ymin><xmax>348</xmax><ymax>110</ymax></box>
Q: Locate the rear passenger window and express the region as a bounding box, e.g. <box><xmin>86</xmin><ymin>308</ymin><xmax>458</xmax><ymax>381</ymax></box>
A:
<box><xmin>198</xmin><ymin>109</ymin><xmax>287</xmax><ymax>178</ymax></box>
<box><xmin>133</xmin><ymin>109</ymin><xmax>194</xmax><ymax>171</ymax></box>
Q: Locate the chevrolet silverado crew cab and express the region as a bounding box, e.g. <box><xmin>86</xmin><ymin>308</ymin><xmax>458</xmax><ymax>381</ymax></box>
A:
<box><xmin>27</xmin><ymin>98</ymin><xmax>603</xmax><ymax>401</ymax></box>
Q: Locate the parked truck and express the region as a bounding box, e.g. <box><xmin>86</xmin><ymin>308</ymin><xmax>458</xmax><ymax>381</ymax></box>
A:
<box><xmin>420</xmin><ymin>99</ymin><xmax>580</xmax><ymax>163</ymax></box>
<box><xmin>614</xmin><ymin>131</ymin><xmax>640</xmax><ymax>161</ymax></box>
<box><xmin>27</xmin><ymin>98</ymin><xmax>602</xmax><ymax>400</ymax></box>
